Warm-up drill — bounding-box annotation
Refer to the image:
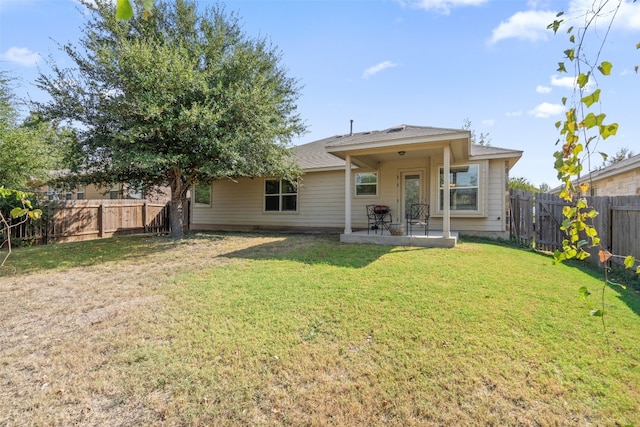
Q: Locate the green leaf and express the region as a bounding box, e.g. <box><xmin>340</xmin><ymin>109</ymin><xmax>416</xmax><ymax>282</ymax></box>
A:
<box><xmin>564</xmin><ymin>49</ymin><xmax>575</xmax><ymax>61</ymax></box>
<box><xmin>597</xmin><ymin>61</ymin><xmax>612</xmax><ymax>76</ymax></box>
<box><xmin>600</xmin><ymin>123</ymin><xmax>618</xmax><ymax>139</ymax></box>
<box><xmin>577</xmin><ymin>72</ymin><xmax>590</xmax><ymax>88</ymax></box>
<box><xmin>578</xmin><ymin>286</ymin><xmax>591</xmax><ymax>298</ymax></box>
<box><xmin>116</xmin><ymin>0</ymin><xmax>134</xmax><ymax>20</ymax></box>
<box><xmin>577</xmin><ymin>250</ymin><xmax>590</xmax><ymax>260</ymax></box>
<box><xmin>28</xmin><ymin>209</ymin><xmax>43</xmax><ymax>220</ymax></box>
<box><xmin>590</xmin><ymin>309</ymin><xmax>603</xmax><ymax>317</ymax></box>
<box><xmin>10</xmin><ymin>207</ymin><xmax>28</xmax><ymax>218</ymax></box>
<box><xmin>624</xmin><ymin>255</ymin><xmax>636</xmax><ymax>269</ymax></box>
<box><xmin>569</xmin><ymin>34</ymin><xmax>575</xmax><ymax>43</ymax></box>
<box><xmin>581</xmin><ymin>89</ymin><xmax>601</xmax><ymax>108</ymax></box>
<box><xmin>561</xmin><ymin>96</ymin><xmax>567</xmax><ymax>105</ymax></box>
<box><xmin>557</xmin><ymin>62</ymin><xmax>567</xmax><ymax>73</ymax></box>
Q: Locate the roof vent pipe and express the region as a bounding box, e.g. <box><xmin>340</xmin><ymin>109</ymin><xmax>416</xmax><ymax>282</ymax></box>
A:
<box><xmin>350</xmin><ymin>119</ymin><xmax>353</xmax><ymax>136</ymax></box>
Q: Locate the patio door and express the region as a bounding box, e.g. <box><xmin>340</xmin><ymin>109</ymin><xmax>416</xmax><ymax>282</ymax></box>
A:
<box><xmin>400</xmin><ymin>170</ymin><xmax>425</xmax><ymax>222</ymax></box>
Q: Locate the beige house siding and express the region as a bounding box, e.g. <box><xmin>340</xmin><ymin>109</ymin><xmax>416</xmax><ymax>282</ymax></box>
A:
<box><xmin>191</xmin><ymin>171</ymin><xmax>346</xmax><ymax>230</ymax></box>
<box><xmin>192</xmin><ymin>156</ymin><xmax>510</xmax><ymax>237</ymax></box>
<box><xmin>591</xmin><ymin>168</ymin><xmax>640</xmax><ymax>196</ymax></box>
<box><xmin>426</xmin><ymin>158</ymin><xmax>508</xmax><ymax>236</ymax></box>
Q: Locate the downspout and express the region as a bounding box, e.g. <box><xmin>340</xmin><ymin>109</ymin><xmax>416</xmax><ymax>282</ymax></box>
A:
<box><xmin>344</xmin><ymin>153</ymin><xmax>352</xmax><ymax>234</ymax></box>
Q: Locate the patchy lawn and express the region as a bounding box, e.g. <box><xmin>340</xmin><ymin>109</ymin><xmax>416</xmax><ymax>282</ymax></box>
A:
<box><xmin>1</xmin><ymin>233</ymin><xmax>639</xmax><ymax>426</ymax></box>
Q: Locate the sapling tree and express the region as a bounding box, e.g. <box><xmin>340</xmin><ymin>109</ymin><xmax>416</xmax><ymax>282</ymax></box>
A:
<box><xmin>548</xmin><ymin>0</ymin><xmax>639</xmax><ymax>319</ymax></box>
<box><xmin>0</xmin><ymin>188</ymin><xmax>42</xmax><ymax>268</ymax></box>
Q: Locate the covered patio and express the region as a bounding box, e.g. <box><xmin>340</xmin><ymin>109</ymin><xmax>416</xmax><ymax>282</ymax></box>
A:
<box><xmin>340</xmin><ymin>229</ymin><xmax>458</xmax><ymax>248</ymax></box>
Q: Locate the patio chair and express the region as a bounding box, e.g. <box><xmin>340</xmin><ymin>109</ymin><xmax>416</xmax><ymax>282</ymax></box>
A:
<box><xmin>366</xmin><ymin>204</ymin><xmax>392</xmax><ymax>235</ymax></box>
<box><xmin>406</xmin><ymin>203</ymin><xmax>429</xmax><ymax>236</ymax></box>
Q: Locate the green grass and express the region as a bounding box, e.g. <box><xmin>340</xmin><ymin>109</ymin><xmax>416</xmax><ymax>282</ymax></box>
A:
<box><xmin>2</xmin><ymin>233</ymin><xmax>639</xmax><ymax>426</ymax></box>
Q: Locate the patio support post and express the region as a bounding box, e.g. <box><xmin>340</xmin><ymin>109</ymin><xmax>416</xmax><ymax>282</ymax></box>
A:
<box><xmin>443</xmin><ymin>145</ymin><xmax>451</xmax><ymax>238</ymax></box>
<box><xmin>344</xmin><ymin>154</ymin><xmax>352</xmax><ymax>234</ymax></box>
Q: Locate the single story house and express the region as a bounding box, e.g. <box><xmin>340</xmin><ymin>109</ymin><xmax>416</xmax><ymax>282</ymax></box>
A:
<box><xmin>35</xmin><ymin>170</ymin><xmax>171</xmax><ymax>203</ymax></box>
<box><xmin>549</xmin><ymin>153</ymin><xmax>640</xmax><ymax>196</ymax></box>
<box><xmin>191</xmin><ymin>124</ymin><xmax>523</xmax><ymax>244</ymax></box>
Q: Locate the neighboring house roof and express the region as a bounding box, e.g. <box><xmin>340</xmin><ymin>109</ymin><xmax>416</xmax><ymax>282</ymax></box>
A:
<box><xmin>549</xmin><ymin>153</ymin><xmax>640</xmax><ymax>194</ymax></box>
<box><xmin>293</xmin><ymin>124</ymin><xmax>522</xmax><ymax>171</ymax></box>
<box><xmin>583</xmin><ymin>153</ymin><xmax>640</xmax><ymax>182</ymax></box>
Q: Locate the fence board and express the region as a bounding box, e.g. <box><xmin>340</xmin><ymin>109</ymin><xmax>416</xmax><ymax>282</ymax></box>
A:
<box><xmin>6</xmin><ymin>199</ymin><xmax>189</xmax><ymax>245</ymax></box>
<box><xmin>509</xmin><ymin>190</ymin><xmax>640</xmax><ymax>269</ymax></box>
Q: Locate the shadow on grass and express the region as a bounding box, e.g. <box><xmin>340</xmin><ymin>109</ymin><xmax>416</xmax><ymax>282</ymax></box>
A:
<box><xmin>0</xmin><ymin>234</ymin><xmax>188</xmax><ymax>276</ymax></box>
<box><xmin>458</xmin><ymin>235</ymin><xmax>640</xmax><ymax>317</ymax></box>
<box><xmin>216</xmin><ymin>231</ymin><xmax>396</xmax><ymax>268</ymax></box>
<box><xmin>565</xmin><ymin>259</ymin><xmax>640</xmax><ymax>318</ymax></box>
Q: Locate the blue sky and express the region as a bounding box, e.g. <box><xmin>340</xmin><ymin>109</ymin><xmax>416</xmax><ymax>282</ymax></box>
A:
<box><xmin>1</xmin><ymin>0</ymin><xmax>639</xmax><ymax>187</ymax></box>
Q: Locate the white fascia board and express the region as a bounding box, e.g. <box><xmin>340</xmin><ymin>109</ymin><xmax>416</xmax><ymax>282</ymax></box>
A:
<box><xmin>325</xmin><ymin>132</ymin><xmax>469</xmax><ymax>153</ymax></box>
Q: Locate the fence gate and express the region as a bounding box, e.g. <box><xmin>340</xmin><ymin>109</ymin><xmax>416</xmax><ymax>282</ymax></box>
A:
<box><xmin>509</xmin><ymin>189</ymin><xmax>534</xmax><ymax>246</ymax></box>
<box><xmin>535</xmin><ymin>192</ymin><xmax>570</xmax><ymax>253</ymax></box>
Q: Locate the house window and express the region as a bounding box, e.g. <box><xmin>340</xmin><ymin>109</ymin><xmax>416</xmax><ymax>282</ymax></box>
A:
<box><xmin>76</xmin><ymin>185</ymin><xmax>85</xmax><ymax>200</ymax></box>
<box><xmin>355</xmin><ymin>172</ymin><xmax>378</xmax><ymax>196</ymax></box>
<box><xmin>194</xmin><ymin>183</ymin><xmax>211</xmax><ymax>206</ymax></box>
<box><xmin>265</xmin><ymin>179</ymin><xmax>297</xmax><ymax>212</ymax></box>
<box><xmin>439</xmin><ymin>164</ymin><xmax>479</xmax><ymax>211</ymax></box>
<box><xmin>109</xmin><ymin>185</ymin><xmax>121</xmax><ymax>199</ymax></box>
<box><xmin>65</xmin><ymin>187</ymin><xmax>73</xmax><ymax>200</ymax></box>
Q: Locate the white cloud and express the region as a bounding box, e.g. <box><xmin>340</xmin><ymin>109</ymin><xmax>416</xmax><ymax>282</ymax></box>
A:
<box><xmin>550</xmin><ymin>75</ymin><xmax>574</xmax><ymax>88</ymax></box>
<box><xmin>362</xmin><ymin>61</ymin><xmax>398</xmax><ymax>79</ymax></box>
<box><xmin>481</xmin><ymin>119</ymin><xmax>495</xmax><ymax>126</ymax></box>
<box><xmin>528</xmin><ymin>102</ymin><xmax>565</xmax><ymax>118</ymax></box>
<box><xmin>549</xmin><ymin>74</ymin><xmax>595</xmax><ymax>91</ymax></box>
<box><xmin>397</xmin><ymin>0</ymin><xmax>487</xmax><ymax>15</ymax></box>
<box><xmin>536</xmin><ymin>85</ymin><xmax>552</xmax><ymax>94</ymax></box>
<box><xmin>488</xmin><ymin>10</ymin><xmax>557</xmax><ymax>44</ymax></box>
<box><xmin>506</xmin><ymin>110</ymin><xmax>523</xmax><ymax>117</ymax></box>
<box><xmin>1</xmin><ymin>47</ymin><xmax>41</xmax><ymax>67</ymax></box>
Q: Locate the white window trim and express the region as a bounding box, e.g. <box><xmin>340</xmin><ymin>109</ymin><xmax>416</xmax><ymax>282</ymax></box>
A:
<box><xmin>264</xmin><ymin>178</ymin><xmax>298</xmax><ymax>213</ymax></box>
<box><xmin>434</xmin><ymin>162</ymin><xmax>487</xmax><ymax>217</ymax></box>
<box><xmin>354</xmin><ymin>171</ymin><xmax>379</xmax><ymax>197</ymax></box>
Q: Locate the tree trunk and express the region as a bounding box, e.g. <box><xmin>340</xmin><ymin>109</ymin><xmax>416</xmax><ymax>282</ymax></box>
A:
<box><xmin>169</xmin><ymin>197</ymin><xmax>184</xmax><ymax>239</ymax></box>
<box><xmin>169</xmin><ymin>173</ymin><xmax>187</xmax><ymax>239</ymax></box>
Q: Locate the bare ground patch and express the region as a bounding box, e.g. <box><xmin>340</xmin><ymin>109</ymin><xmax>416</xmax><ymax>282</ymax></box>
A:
<box><xmin>0</xmin><ymin>234</ymin><xmax>285</xmax><ymax>427</ymax></box>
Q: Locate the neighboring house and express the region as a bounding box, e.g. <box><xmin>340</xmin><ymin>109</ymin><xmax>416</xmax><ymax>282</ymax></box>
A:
<box><xmin>36</xmin><ymin>170</ymin><xmax>171</xmax><ymax>203</ymax></box>
<box><xmin>549</xmin><ymin>153</ymin><xmax>640</xmax><ymax>196</ymax></box>
<box><xmin>191</xmin><ymin>124</ymin><xmax>523</xmax><ymax>240</ymax></box>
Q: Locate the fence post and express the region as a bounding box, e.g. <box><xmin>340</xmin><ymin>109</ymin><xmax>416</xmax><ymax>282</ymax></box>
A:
<box><xmin>98</xmin><ymin>203</ymin><xmax>105</xmax><ymax>238</ymax></box>
<box><xmin>143</xmin><ymin>202</ymin><xmax>148</xmax><ymax>233</ymax></box>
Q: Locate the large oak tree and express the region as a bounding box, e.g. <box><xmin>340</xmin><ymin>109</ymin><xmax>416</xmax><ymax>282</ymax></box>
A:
<box><xmin>36</xmin><ymin>0</ymin><xmax>305</xmax><ymax>237</ymax></box>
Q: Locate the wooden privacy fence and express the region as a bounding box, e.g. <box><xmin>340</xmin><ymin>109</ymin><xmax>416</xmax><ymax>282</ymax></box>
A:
<box><xmin>6</xmin><ymin>199</ymin><xmax>190</xmax><ymax>245</ymax></box>
<box><xmin>510</xmin><ymin>190</ymin><xmax>640</xmax><ymax>268</ymax></box>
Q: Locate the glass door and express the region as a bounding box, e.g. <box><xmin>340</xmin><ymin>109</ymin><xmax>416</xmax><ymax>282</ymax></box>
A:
<box><xmin>400</xmin><ymin>170</ymin><xmax>424</xmax><ymax>221</ymax></box>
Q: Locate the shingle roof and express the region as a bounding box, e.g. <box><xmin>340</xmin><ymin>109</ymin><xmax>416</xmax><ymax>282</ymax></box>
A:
<box><xmin>293</xmin><ymin>124</ymin><xmax>522</xmax><ymax>171</ymax></box>
<box><xmin>324</xmin><ymin>124</ymin><xmax>465</xmax><ymax>148</ymax></box>
<box><xmin>292</xmin><ymin>136</ymin><xmax>346</xmax><ymax>171</ymax></box>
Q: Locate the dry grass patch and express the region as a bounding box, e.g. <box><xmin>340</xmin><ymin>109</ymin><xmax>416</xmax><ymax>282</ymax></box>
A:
<box><xmin>1</xmin><ymin>233</ymin><xmax>639</xmax><ymax>426</ymax></box>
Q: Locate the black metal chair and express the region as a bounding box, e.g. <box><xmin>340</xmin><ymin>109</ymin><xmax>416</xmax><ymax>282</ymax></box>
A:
<box><xmin>406</xmin><ymin>203</ymin><xmax>429</xmax><ymax>236</ymax></box>
<box><xmin>366</xmin><ymin>204</ymin><xmax>392</xmax><ymax>235</ymax></box>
